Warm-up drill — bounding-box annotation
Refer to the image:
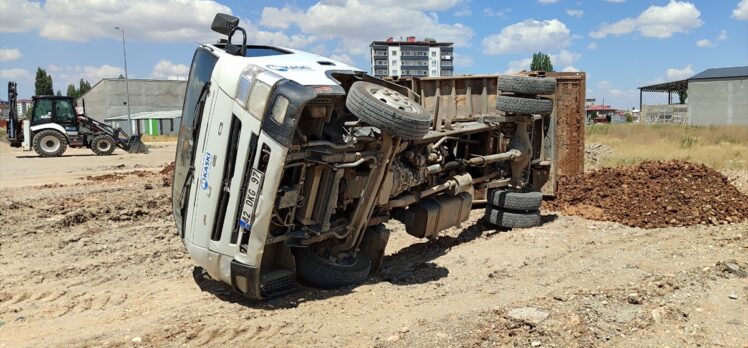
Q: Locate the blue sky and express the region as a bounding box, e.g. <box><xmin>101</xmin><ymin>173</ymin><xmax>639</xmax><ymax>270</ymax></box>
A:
<box><xmin>1</xmin><ymin>0</ymin><xmax>747</xmax><ymax>109</ymax></box>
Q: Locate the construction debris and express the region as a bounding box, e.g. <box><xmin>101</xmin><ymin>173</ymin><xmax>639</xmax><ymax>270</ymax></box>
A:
<box><xmin>546</xmin><ymin>161</ymin><xmax>748</xmax><ymax>228</ymax></box>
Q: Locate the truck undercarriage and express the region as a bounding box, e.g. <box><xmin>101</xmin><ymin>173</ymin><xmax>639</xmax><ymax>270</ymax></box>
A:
<box><xmin>176</xmin><ymin>14</ymin><xmax>563</xmax><ymax>299</ymax></box>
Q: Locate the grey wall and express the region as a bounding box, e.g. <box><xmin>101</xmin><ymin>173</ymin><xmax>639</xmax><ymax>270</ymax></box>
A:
<box><xmin>78</xmin><ymin>79</ymin><xmax>186</xmax><ymax>121</ymax></box>
<box><xmin>688</xmin><ymin>78</ymin><xmax>748</xmax><ymax>126</ymax></box>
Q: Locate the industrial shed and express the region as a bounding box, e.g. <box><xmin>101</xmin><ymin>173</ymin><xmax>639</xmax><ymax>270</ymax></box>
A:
<box><xmin>638</xmin><ymin>66</ymin><xmax>748</xmax><ymax>125</ymax></box>
<box><xmin>78</xmin><ymin>78</ymin><xmax>186</xmax><ymax>122</ymax></box>
<box><xmin>105</xmin><ymin>110</ymin><xmax>181</xmax><ymax>136</ymax></box>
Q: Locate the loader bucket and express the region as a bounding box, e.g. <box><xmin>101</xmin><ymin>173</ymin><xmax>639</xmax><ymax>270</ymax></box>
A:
<box><xmin>127</xmin><ymin>135</ymin><xmax>149</xmax><ymax>154</ymax></box>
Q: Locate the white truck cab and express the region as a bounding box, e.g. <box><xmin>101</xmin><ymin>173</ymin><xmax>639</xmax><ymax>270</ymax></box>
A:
<box><xmin>174</xmin><ymin>14</ymin><xmax>557</xmax><ymax>299</ymax></box>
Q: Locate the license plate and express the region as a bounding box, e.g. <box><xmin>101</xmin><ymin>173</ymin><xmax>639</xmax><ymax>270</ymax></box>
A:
<box><xmin>238</xmin><ymin>168</ymin><xmax>264</xmax><ymax>231</ymax></box>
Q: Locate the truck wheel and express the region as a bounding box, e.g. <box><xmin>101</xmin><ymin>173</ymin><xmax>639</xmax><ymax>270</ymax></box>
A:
<box><xmin>33</xmin><ymin>129</ymin><xmax>67</xmax><ymax>157</ymax></box>
<box><xmin>488</xmin><ymin>189</ymin><xmax>543</xmax><ymax>211</ymax></box>
<box><xmin>294</xmin><ymin>246</ymin><xmax>371</xmax><ymax>289</ymax></box>
<box><xmin>485</xmin><ymin>206</ymin><xmax>541</xmax><ymax>229</ymax></box>
<box><xmin>496</xmin><ymin>95</ymin><xmax>553</xmax><ymax>115</ymax></box>
<box><xmin>498</xmin><ymin>75</ymin><xmax>556</xmax><ymax>95</ymax></box>
<box><xmin>346</xmin><ymin>81</ymin><xmax>432</xmax><ymax>140</ymax></box>
<box><xmin>91</xmin><ymin>135</ymin><xmax>116</xmax><ymax>156</ymax></box>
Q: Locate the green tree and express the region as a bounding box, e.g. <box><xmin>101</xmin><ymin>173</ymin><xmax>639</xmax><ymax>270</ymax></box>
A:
<box><xmin>678</xmin><ymin>90</ymin><xmax>687</xmax><ymax>104</ymax></box>
<box><xmin>56</xmin><ymin>90</ymin><xmax>62</xmax><ymax>96</ymax></box>
<box><xmin>66</xmin><ymin>84</ymin><xmax>79</xmax><ymax>99</ymax></box>
<box><xmin>531</xmin><ymin>52</ymin><xmax>554</xmax><ymax>72</ymax></box>
<box><xmin>78</xmin><ymin>79</ymin><xmax>92</xmax><ymax>97</ymax></box>
<box><xmin>118</xmin><ymin>74</ymin><xmax>125</xmax><ymax>79</ymax></box>
<box><xmin>34</xmin><ymin>68</ymin><xmax>54</xmax><ymax>95</ymax></box>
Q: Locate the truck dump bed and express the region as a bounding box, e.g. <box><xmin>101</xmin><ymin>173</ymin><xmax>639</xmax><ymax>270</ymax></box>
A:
<box><xmin>390</xmin><ymin>72</ymin><xmax>586</xmax><ymax>196</ymax></box>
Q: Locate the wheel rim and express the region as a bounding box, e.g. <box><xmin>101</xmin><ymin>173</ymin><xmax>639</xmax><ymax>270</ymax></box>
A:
<box><xmin>40</xmin><ymin>135</ymin><xmax>61</xmax><ymax>153</ymax></box>
<box><xmin>97</xmin><ymin>139</ymin><xmax>111</xmax><ymax>152</ymax></box>
<box><xmin>368</xmin><ymin>86</ymin><xmax>419</xmax><ymax>113</ymax></box>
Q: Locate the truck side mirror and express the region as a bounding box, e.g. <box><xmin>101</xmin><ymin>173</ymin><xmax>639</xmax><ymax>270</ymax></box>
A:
<box><xmin>211</xmin><ymin>13</ymin><xmax>239</xmax><ymax>36</ymax></box>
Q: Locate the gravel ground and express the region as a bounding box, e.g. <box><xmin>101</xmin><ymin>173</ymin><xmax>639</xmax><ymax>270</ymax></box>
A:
<box><xmin>0</xmin><ymin>145</ymin><xmax>747</xmax><ymax>347</ymax></box>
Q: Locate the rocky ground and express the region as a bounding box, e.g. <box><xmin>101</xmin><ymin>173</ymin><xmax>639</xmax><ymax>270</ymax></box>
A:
<box><xmin>0</xmin><ymin>144</ymin><xmax>747</xmax><ymax>347</ymax></box>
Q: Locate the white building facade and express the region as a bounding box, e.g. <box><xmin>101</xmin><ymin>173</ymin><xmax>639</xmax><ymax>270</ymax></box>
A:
<box><xmin>370</xmin><ymin>37</ymin><xmax>453</xmax><ymax>79</ymax></box>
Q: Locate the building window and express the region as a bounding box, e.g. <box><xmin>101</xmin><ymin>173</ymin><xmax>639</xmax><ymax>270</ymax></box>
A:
<box><xmin>392</xmin><ymin>70</ymin><xmax>398</xmax><ymax>75</ymax></box>
<box><xmin>391</xmin><ymin>60</ymin><xmax>397</xmax><ymax>65</ymax></box>
<box><xmin>391</xmin><ymin>50</ymin><xmax>397</xmax><ymax>56</ymax></box>
<box><xmin>431</xmin><ymin>60</ymin><xmax>436</xmax><ymax>66</ymax></box>
<box><xmin>431</xmin><ymin>70</ymin><xmax>437</xmax><ymax>75</ymax></box>
<box><xmin>441</xmin><ymin>61</ymin><xmax>452</xmax><ymax>67</ymax></box>
<box><xmin>431</xmin><ymin>51</ymin><xmax>436</xmax><ymax>57</ymax></box>
<box><xmin>441</xmin><ymin>70</ymin><xmax>452</xmax><ymax>76</ymax></box>
<box><xmin>375</xmin><ymin>59</ymin><xmax>388</xmax><ymax>65</ymax></box>
<box><xmin>374</xmin><ymin>50</ymin><xmax>387</xmax><ymax>56</ymax></box>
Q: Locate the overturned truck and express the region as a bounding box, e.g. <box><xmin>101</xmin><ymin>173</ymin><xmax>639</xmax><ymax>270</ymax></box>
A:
<box><xmin>173</xmin><ymin>14</ymin><xmax>585</xmax><ymax>299</ymax></box>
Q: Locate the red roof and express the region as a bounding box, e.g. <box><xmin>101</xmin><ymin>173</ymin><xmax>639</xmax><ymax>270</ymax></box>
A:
<box><xmin>587</xmin><ymin>105</ymin><xmax>617</xmax><ymax>111</ymax></box>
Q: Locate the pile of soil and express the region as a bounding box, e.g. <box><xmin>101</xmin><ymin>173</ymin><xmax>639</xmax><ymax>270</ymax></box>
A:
<box><xmin>546</xmin><ymin>161</ymin><xmax>748</xmax><ymax>228</ymax></box>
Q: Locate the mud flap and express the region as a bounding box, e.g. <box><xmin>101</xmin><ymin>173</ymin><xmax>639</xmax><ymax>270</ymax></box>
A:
<box><xmin>360</xmin><ymin>224</ymin><xmax>390</xmax><ymax>275</ymax></box>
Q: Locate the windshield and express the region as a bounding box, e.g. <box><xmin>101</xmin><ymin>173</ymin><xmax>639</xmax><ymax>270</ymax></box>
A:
<box><xmin>172</xmin><ymin>47</ymin><xmax>218</xmax><ymax>236</ymax></box>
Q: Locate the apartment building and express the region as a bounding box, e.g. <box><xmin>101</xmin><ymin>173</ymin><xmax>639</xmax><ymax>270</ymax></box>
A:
<box><xmin>370</xmin><ymin>37</ymin><xmax>454</xmax><ymax>79</ymax></box>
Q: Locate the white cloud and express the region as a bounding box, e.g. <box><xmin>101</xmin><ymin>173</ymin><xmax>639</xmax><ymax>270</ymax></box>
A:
<box><xmin>538</xmin><ymin>0</ymin><xmax>559</xmax><ymax>4</ymax></box>
<box><xmin>454</xmin><ymin>7</ymin><xmax>472</xmax><ymax>17</ymax></box>
<box><xmin>597</xmin><ymin>80</ymin><xmax>614</xmax><ymax>90</ymax></box>
<box><xmin>733</xmin><ymin>0</ymin><xmax>748</xmax><ymax>20</ymax></box>
<box><xmin>0</xmin><ymin>68</ymin><xmax>32</xmax><ymax>81</ymax></box>
<box><xmin>252</xmin><ymin>30</ymin><xmax>317</xmax><ymax>49</ymax></box>
<box><xmin>453</xmin><ymin>53</ymin><xmax>474</xmax><ymax>68</ymax></box>
<box><xmin>150</xmin><ymin>60</ymin><xmax>189</xmax><ymax>80</ymax></box>
<box><xmin>566</xmin><ymin>9</ymin><xmax>584</xmax><ymax>18</ymax></box>
<box><xmin>48</xmin><ymin>64</ymin><xmax>124</xmax><ymax>87</ymax></box>
<box><xmin>0</xmin><ymin>0</ymin><xmax>44</xmax><ymax>33</ymax></box>
<box><xmin>550</xmin><ymin>49</ymin><xmax>581</xmax><ymax>67</ymax></box>
<box><xmin>329</xmin><ymin>54</ymin><xmax>355</xmax><ymax>66</ymax></box>
<box><xmin>260</xmin><ymin>1</ymin><xmax>474</xmax><ymax>55</ymax></box>
<box><xmin>4</xmin><ymin>0</ymin><xmax>231</xmax><ymax>42</ymax></box>
<box><xmin>504</xmin><ymin>58</ymin><xmax>532</xmax><ymax>74</ymax></box>
<box><xmin>562</xmin><ymin>66</ymin><xmax>580</xmax><ymax>72</ymax></box>
<box><xmin>590</xmin><ymin>1</ymin><xmax>702</xmax><ymax>39</ymax></box>
<box><xmin>373</xmin><ymin>0</ymin><xmax>463</xmax><ymax>11</ymax></box>
<box><xmin>695</xmin><ymin>39</ymin><xmax>713</xmax><ymax>47</ymax></box>
<box><xmin>483</xmin><ymin>19</ymin><xmax>571</xmax><ymax>54</ymax></box>
<box><xmin>0</xmin><ymin>47</ymin><xmax>22</xmax><ymax>61</ymax></box>
<box><xmin>587</xmin><ymin>42</ymin><xmax>598</xmax><ymax>50</ymax></box>
<box><xmin>718</xmin><ymin>30</ymin><xmax>728</xmax><ymax>40</ymax></box>
<box><xmin>666</xmin><ymin>64</ymin><xmax>694</xmax><ymax>80</ymax></box>
<box><xmin>589</xmin><ymin>18</ymin><xmax>637</xmax><ymax>38</ymax></box>
<box><xmin>483</xmin><ymin>7</ymin><xmax>511</xmax><ymax>18</ymax></box>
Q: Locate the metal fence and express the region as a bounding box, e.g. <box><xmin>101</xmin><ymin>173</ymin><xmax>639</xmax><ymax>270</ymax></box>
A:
<box><xmin>641</xmin><ymin>104</ymin><xmax>688</xmax><ymax>124</ymax></box>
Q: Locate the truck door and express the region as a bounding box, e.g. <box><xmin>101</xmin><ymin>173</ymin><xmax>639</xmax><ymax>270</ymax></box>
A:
<box><xmin>53</xmin><ymin>99</ymin><xmax>79</xmax><ymax>134</ymax></box>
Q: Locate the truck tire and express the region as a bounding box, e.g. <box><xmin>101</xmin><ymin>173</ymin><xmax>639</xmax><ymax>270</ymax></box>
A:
<box><xmin>33</xmin><ymin>129</ymin><xmax>67</xmax><ymax>157</ymax></box>
<box><xmin>485</xmin><ymin>206</ymin><xmax>541</xmax><ymax>229</ymax></box>
<box><xmin>488</xmin><ymin>189</ymin><xmax>543</xmax><ymax>211</ymax></box>
<box><xmin>498</xmin><ymin>75</ymin><xmax>556</xmax><ymax>95</ymax></box>
<box><xmin>496</xmin><ymin>95</ymin><xmax>553</xmax><ymax>115</ymax></box>
<box><xmin>294</xmin><ymin>246</ymin><xmax>372</xmax><ymax>289</ymax></box>
<box><xmin>346</xmin><ymin>81</ymin><xmax>432</xmax><ymax>140</ymax></box>
<box><xmin>91</xmin><ymin>135</ymin><xmax>116</xmax><ymax>156</ymax></box>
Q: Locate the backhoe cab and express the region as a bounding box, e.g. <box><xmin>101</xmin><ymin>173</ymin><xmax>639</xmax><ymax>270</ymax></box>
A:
<box><xmin>174</xmin><ymin>13</ymin><xmax>556</xmax><ymax>299</ymax></box>
<box><xmin>6</xmin><ymin>82</ymin><xmax>147</xmax><ymax>157</ymax></box>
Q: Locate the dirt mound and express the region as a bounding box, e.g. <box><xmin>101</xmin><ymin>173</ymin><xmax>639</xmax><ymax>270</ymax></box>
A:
<box><xmin>161</xmin><ymin>161</ymin><xmax>175</xmax><ymax>175</ymax></box>
<box><xmin>546</xmin><ymin>161</ymin><xmax>748</xmax><ymax>228</ymax></box>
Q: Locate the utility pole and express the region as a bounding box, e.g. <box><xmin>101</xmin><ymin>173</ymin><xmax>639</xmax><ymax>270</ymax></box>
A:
<box><xmin>114</xmin><ymin>26</ymin><xmax>134</xmax><ymax>134</ymax></box>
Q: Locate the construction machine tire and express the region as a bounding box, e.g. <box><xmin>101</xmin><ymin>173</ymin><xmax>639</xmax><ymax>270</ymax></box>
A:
<box><xmin>346</xmin><ymin>81</ymin><xmax>431</xmax><ymax>140</ymax></box>
<box><xmin>496</xmin><ymin>95</ymin><xmax>553</xmax><ymax>115</ymax></box>
<box><xmin>488</xmin><ymin>189</ymin><xmax>543</xmax><ymax>211</ymax></box>
<box><xmin>498</xmin><ymin>75</ymin><xmax>557</xmax><ymax>95</ymax></box>
<box><xmin>485</xmin><ymin>206</ymin><xmax>541</xmax><ymax>229</ymax></box>
<box><xmin>91</xmin><ymin>135</ymin><xmax>116</xmax><ymax>156</ymax></box>
<box><xmin>33</xmin><ymin>129</ymin><xmax>67</xmax><ymax>157</ymax></box>
<box><xmin>294</xmin><ymin>246</ymin><xmax>371</xmax><ymax>289</ymax></box>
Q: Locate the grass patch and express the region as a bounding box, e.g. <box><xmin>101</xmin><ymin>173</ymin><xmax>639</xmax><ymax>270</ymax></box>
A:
<box><xmin>586</xmin><ymin>124</ymin><xmax>748</xmax><ymax>170</ymax></box>
<box><xmin>141</xmin><ymin>134</ymin><xmax>178</xmax><ymax>142</ymax></box>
